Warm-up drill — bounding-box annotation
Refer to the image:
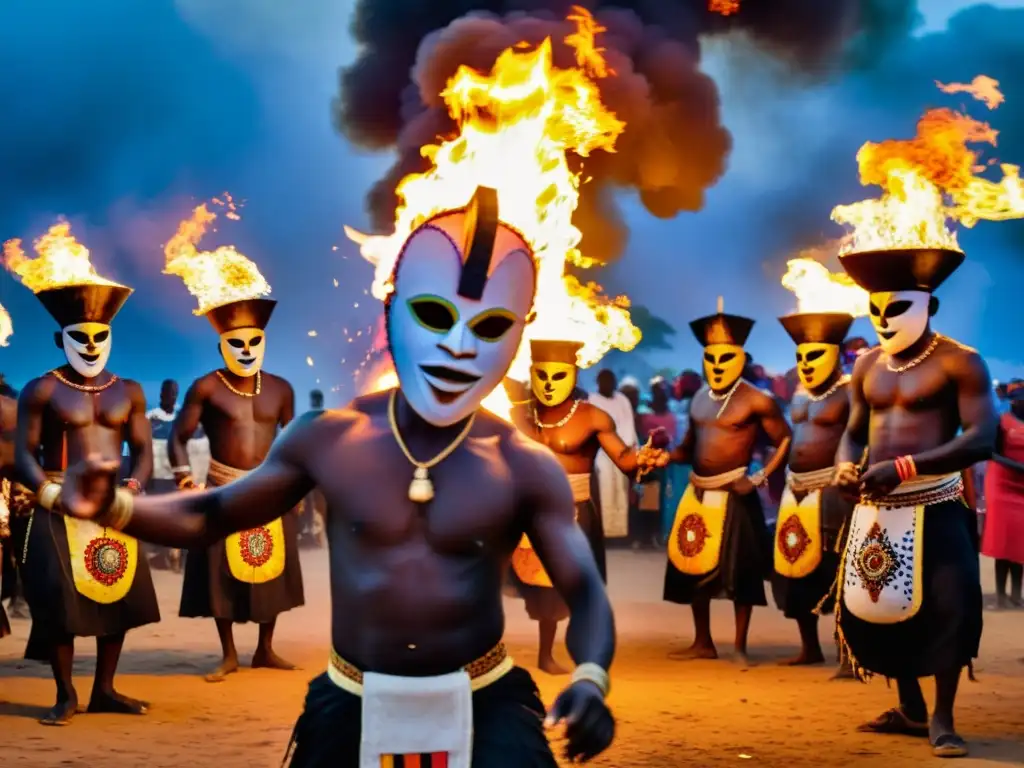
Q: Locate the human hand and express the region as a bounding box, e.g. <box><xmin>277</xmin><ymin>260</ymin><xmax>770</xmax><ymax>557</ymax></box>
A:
<box><xmin>859</xmin><ymin>461</ymin><xmax>901</xmax><ymax>499</ymax></box>
<box><xmin>832</xmin><ymin>462</ymin><xmax>861</xmax><ymax>497</ymax></box>
<box><xmin>732</xmin><ymin>476</ymin><xmax>756</xmax><ymax>495</ymax></box>
<box><xmin>546</xmin><ymin>680</ymin><xmax>615</xmax><ymax>763</ymax></box>
<box><xmin>60</xmin><ymin>454</ymin><xmax>120</xmax><ymax>521</ymax></box>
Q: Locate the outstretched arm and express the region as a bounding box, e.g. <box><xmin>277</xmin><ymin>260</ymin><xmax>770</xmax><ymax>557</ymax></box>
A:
<box><xmin>911</xmin><ymin>351</ymin><xmax>997</xmax><ymax>475</ymax></box>
<box><xmin>169</xmin><ymin>380</ymin><xmax>206</xmax><ymax>487</ymax></box>
<box><xmin>124</xmin><ymin>381</ymin><xmax>153</xmax><ymax>488</ymax></box>
<box><xmin>516</xmin><ymin>437</ymin><xmax>614</xmax><ymax>671</ymax></box>
<box><xmin>63</xmin><ymin>412</ymin><xmax>321</xmax><ymax>548</ymax></box>
<box><xmin>14</xmin><ymin>378</ymin><xmax>51</xmax><ymax>491</ymax></box>
<box><xmin>594</xmin><ymin>408</ymin><xmax>640</xmax><ymax>475</ymax></box>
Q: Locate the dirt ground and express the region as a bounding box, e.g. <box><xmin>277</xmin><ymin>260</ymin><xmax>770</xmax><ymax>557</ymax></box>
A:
<box><xmin>1</xmin><ymin>549</ymin><xmax>1022</xmax><ymax>768</ymax></box>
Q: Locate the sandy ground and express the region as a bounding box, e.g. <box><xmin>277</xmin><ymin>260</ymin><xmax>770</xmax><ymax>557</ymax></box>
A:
<box><xmin>1</xmin><ymin>548</ymin><xmax>1022</xmax><ymax>768</ymax></box>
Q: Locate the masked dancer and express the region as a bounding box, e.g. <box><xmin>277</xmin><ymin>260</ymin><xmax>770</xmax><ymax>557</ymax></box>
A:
<box><xmin>57</xmin><ymin>188</ymin><xmax>614</xmax><ymax>767</ymax></box>
<box><xmin>509</xmin><ymin>341</ymin><xmax>667</xmax><ymax>675</ymax></box>
<box><xmin>832</xmin><ymin>247</ymin><xmax>994</xmax><ymax>758</ymax></box>
<box><xmin>664</xmin><ymin>300</ymin><xmax>791</xmax><ymax>664</ymax></box>
<box><xmin>6</xmin><ymin>224</ymin><xmax>158</xmax><ymax>725</ymax></box>
<box><xmin>772</xmin><ymin>311</ymin><xmax>854</xmax><ymax>673</ymax></box>
<box><xmin>165</xmin><ymin>219</ymin><xmax>302</xmax><ymax>682</ymax></box>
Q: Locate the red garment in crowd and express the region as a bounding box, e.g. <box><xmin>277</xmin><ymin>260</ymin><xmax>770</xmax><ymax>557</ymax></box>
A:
<box><xmin>982</xmin><ymin>412</ymin><xmax>1024</xmax><ymax>563</ymax></box>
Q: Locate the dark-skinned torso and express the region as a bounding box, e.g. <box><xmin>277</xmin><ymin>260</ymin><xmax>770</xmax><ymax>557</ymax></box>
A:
<box><xmin>511</xmin><ymin>400</ymin><xmax>605</xmax><ymax>475</ymax></box>
<box><xmin>301</xmin><ymin>391</ymin><xmax>537</xmax><ymax>675</ymax></box>
<box><xmin>17</xmin><ymin>367</ymin><xmax>149</xmax><ymax>487</ymax></box>
<box><xmin>789</xmin><ymin>379</ymin><xmax>850</xmax><ymax>474</ymax></box>
<box><xmin>689</xmin><ymin>383</ymin><xmax>776</xmax><ymax>477</ymax></box>
<box><xmin>170</xmin><ymin>370</ymin><xmax>293</xmax><ymax>471</ymax></box>
<box><xmin>1</xmin><ymin>394</ymin><xmax>16</xmax><ymax>480</ymax></box>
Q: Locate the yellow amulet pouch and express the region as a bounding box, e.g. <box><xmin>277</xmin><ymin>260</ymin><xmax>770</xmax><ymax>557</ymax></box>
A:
<box><xmin>667</xmin><ymin>481</ymin><xmax>730</xmax><ymax>577</ymax></box>
<box><xmin>774</xmin><ymin>486</ymin><xmax>824</xmax><ymax>579</ymax></box>
<box><xmin>512</xmin><ymin>473</ymin><xmax>589</xmax><ymax>588</ymax></box>
<box><xmin>64</xmin><ymin>517</ymin><xmax>139</xmax><ymax>604</ymax></box>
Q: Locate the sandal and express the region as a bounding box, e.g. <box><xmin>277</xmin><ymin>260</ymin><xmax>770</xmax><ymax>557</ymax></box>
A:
<box><xmin>932</xmin><ymin>733</ymin><xmax>969</xmax><ymax>758</ymax></box>
<box><xmin>857</xmin><ymin>708</ymin><xmax>929</xmax><ymax>737</ymax></box>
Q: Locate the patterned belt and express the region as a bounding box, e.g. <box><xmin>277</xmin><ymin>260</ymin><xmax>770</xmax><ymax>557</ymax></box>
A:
<box><xmin>690</xmin><ymin>466</ymin><xmax>747</xmax><ymax>491</ymax></box>
<box><xmin>568</xmin><ymin>473</ymin><xmax>591</xmax><ymax>503</ymax></box>
<box><xmin>788</xmin><ymin>467</ymin><xmax>835</xmax><ymax>494</ymax></box>
<box><xmin>865</xmin><ymin>474</ymin><xmax>963</xmax><ymax>509</ymax></box>
<box><xmin>327</xmin><ymin>643</ymin><xmax>513</xmax><ymax>696</ymax></box>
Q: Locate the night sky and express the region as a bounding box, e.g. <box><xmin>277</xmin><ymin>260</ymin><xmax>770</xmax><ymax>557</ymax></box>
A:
<box><xmin>1</xmin><ymin>0</ymin><xmax>1022</xmax><ymax>408</ymax></box>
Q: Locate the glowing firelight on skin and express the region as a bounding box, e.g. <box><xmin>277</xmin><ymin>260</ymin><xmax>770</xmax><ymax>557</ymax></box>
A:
<box><xmin>345</xmin><ymin>6</ymin><xmax>640</xmax><ymax>387</ymax></box>
<box><xmin>0</xmin><ymin>302</ymin><xmax>11</xmax><ymax>347</ymax></box>
<box><xmin>2</xmin><ymin>221</ymin><xmax>124</xmax><ymax>293</ymax></box>
<box><xmin>781</xmin><ymin>257</ymin><xmax>869</xmax><ymax>317</ymax></box>
<box><xmin>163</xmin><ymin>196</ymin><xmax>271</xmax><ymax>315</ymax></box>
<box><xmin>832</xmin><ymin>76</ymin><xmax>1024</xmax><ymax>254</ymax></box>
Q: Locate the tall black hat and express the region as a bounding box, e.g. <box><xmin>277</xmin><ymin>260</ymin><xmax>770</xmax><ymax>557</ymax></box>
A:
<box><xmin>838</xmin><ymin>247</ymin><xmax>964</xmax><ymax>293</ymax></box>
<box><xmin>204</xmin><ymin>298</ymin><xmax>277</xmax><ymax>334</ymax></box>
<box><xmin>531</xmin><ymin>339</ymin><xmax>584</xmax><ymax>365</ymax></box>
<box><xmin>36</xmin><ymin>284</ymin><xmax>133</xmax><ymax>328</ymax></box>
<box><xmin>690</xmin><ymin>299</ymin><xmax>754</xmax><ymax>346</ymax></box>
<box><xmin>778</xmin><ymin>312</ymin><xmax>854</xmax><ymax>346</ymax></box>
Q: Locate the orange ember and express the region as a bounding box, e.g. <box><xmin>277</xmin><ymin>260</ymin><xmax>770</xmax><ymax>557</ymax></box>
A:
<box><xmin>832</xmin><ymin>77</ymin><xmax>1024</xmax><ymax>252</ymax></box>
<box><xmin>2</xmin><ymin>221</ymin><xmax>123</xmax><ymax>293</ymax></box>
<box><xmin>710</xmin><ymin>0</ymin><xmax>740</xmax><ymax>16</ymax></box>
<box><xmin>936</xmin><ymin>76</ymin><xmax>1004</xmax><ymax>110</ymax></box>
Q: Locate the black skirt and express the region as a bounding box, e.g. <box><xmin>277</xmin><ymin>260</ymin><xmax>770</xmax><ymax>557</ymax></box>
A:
<box><xmin>771</xmin><ymin>485</ymin><xmax>853</xmax><ymax>619</ymax></box>
<box><xmin>19</xmin><ymin>507</ymin><xmax>160</xmax><ymax>660</ymax></box>
<box><xmin>507</xmin><ymin>500</ymin><xmax>606</xmax><ymax>623</ymax></box>
<box><xmin>286</xmin><ymin>667</ymin><xmax>557</xmax><ymax>767</ymax></box>
<box><xmin>179</xmin><ymin>510</ymin><xmax>304</xmax><ymax>624</ymax></box>
<box><xmin>663</xmin><ymin>488</ymin><xmax>770</xmax><ymax>607</ymax></box>
<box><xmin>838</xmin><ymin>499</ymin><xmax>982</xmax><ymax>679</ymax></box>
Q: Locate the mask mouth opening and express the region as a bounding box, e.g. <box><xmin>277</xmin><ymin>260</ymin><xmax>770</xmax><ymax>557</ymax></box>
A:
<box><xmin>419</xmin><ymin>364</ymin><xmax>480</xmax><ymax>385</ymax></box>
<box><xmin>427</xmin><ymin>383</ymin><xmax>464</xmax><ymax>405</ymax></box>
<box><xmin>878</xmin><ymin>330</ymin><xmax>896</xmax><ymax>341</ymax></box>
<box><xmin>237</xmin><ymin>357</ymin><xmax>256</xmax><ymax>365</ymax></box>
<box><xmin>79</xmin><ymin>352</ymin><xmax>101</xmax><ymax>363</ymax></box>
<box><xmin>801</xmin><ymin>367</ymin><xmax>815</xmax><ymax>377</ymax></box>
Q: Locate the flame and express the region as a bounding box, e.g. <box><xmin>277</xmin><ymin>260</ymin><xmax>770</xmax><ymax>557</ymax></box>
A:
<box><xmin>163</xmin><ymin>197</ymin><xmax>271</xmax><ymax>315</ymax></box>
<box><xmin>709</xmin><ymin>0</ymin><xmax>740</xmax><ymax>15</ymax></box>
<box><xmin>2</xmin><ymin>221</ymin><xmax>122</xmax><ymax>293</ymax></box>
<box><xmin>781</xmin><ymin>257</ymin><xmax>869</xmax><ymax>317</ymax></box>
<box><xmin>936</xmin><ymin>76</ymin><xmax>1004</xmax><ymax>110</ymax></box>
<box><xmin>0</xmin><ymin>302</ymin><xmax>11</xmax><ymax>347</ymax></box>
<box><xmin>832</xmin><ymin>79</ymin><xmax>1024</xmax><ymax>253</ymax></box>
<box><xmin>345</xmin><ymin>7</ymin><xmax>639</xmax><ymax>384</ymax></box>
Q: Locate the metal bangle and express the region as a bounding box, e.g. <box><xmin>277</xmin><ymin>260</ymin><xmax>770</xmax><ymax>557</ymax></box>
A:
<box><xmin>98</xmin><ymin>488</ymin><xmax>134</xmax><ymax>531</ymax></box>
<box><xmin>571</xmin><ymin>662</ymin><xmax>610</xmax><ymax>698</ymax></box>
<box><xmin>37</xmin><ymin>481</ymin><xmax>62</xmax><ymax>512</ymax></box>
<box><xmin>170</xmin><ymin>465</ymin><xmax>192</xmax><ymax>475</ymax></box>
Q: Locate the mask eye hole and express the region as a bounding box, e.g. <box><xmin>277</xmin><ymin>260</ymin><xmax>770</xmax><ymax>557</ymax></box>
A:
<box><xmin>93</xmin><ymin>330</ymin><xmax>110</xmax><ymax>343</ymax></box>
<box><xmin>805</xmin><ymin>349</ymin><xmax>825</xmax><ymax>362</ymax></box>
<box><xmin>718</xmin><ymin>352</ymin><xmax>736</xmax><ymax>363</ymax></box>
<box><xmin>884</xmin><ymin>300</ymin><xmax>913</xmax><ymax>318</ymax></box>
<box><xmin>796</xmin><ymin>352</ymin><xmax>804</xmax><ymax>363</ymax></box>
<box><xmin>552</xmin><ymin>372</ymin><xmax>568</xmax><ymax>381</ymax></box>
<box><xmin>227</xmin><ymin>338</ymin><xmax>246</xmax><ymax>349</ymax></box>
<box><xmin>68</xmin><ymin>331</ymin><xmax>89</xmax><ymax>344</ymax></box>
<box><xmin>536</xmin><ymin>369</ymin><xmax>548</xmax><ymax>381</ymax></box>
<box><xmin>703</xmin><ymin>352</ymin><xmax>714</xmax><ymax>363</ymax></box>
<box><xmin>869</xmin><ymin>302</ymin><xmax>882</xmax><ymax>317</ymax></box>
<box><xmin>408</xmin><ymin>295</ymin><xmax>458</xmax><ymax>333</ymax></box>
<box><xmin>249</xmin><ymin>336</ymin><xmax>263</xmax><ymax>347</ymax></box>
<box><xmin>468</xmin><ymin>309</ymin><xmax>516</xmax><ymax>342</ymax></box>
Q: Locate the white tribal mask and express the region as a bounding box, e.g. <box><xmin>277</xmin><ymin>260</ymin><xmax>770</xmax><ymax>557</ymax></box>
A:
<box><xmin>61</xmin><ymin>322</ymin><xmax>112</xmax><ymax>378</ymax></box>
<box><xmin>387</xmin><ymin>213</ymin><xmax>535</xmax><ymax>427</ymax></box>
<box><xmin>219</xmin><ymin>327</ymin><xmax>265</xmax><ymax>377</ymax></box>
<box><xmin>868</xmin><ymin>290</ymin><xmax>931</xmax><ymax>355</ymax></box>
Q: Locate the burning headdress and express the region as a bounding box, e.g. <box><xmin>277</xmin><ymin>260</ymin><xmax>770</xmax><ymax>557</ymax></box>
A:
<box><xmin>0</xmin><ymin>303</ymin><xmax>11</xmax><ymax>348</ymax></box>
<box><xmin>164</xmin><ymin>197</ymin><xmax>275</xmax><ymax>378</ymax></box>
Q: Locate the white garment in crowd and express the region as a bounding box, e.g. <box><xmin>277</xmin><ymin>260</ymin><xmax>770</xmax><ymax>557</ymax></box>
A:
<box><xmin>588</xmin><ymin>390</ymin><xmax>637</xmax><ymax>539</ymax></box>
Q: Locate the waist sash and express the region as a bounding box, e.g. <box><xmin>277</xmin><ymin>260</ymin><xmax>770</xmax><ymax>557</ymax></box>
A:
<box><xmin>842</xmin><ymin>473</ymin><xmax>961</xmax><ymax>625</ymax></box>
<box><xmin>208</xmin><ymin>459</ymin><xmax>286</xmax><ymax>584</ymax></box>
<box><xmin>512</xmin><ymin>473</ymin><xmax>590</xmax><ymax>588</ymax></box>
<box><xmin>328</xmin><ymin>644</ymin><xmax>513</xmax><ymax>768</ymax></box>
<box><xmin>667</xmin><ymin>467</ymin><xmax>746</xmax><ymax>577</ymax></box>
<box><xmin>773</xmin><ymin>468</ymin><xmax>834</xmax><ymax>578</ymax></box>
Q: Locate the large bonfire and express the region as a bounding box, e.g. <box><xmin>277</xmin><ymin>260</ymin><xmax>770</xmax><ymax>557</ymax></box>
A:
<box><xmin>347</xmin><ymin>7</ymin><xmax>640</xmax><ymax>417</ymax></box>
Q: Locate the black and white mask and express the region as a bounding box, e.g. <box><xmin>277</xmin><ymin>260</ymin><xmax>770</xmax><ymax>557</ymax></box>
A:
<box><xmin>868</xmin><ymin>290</ymin><xmax>930</xmax><ymax>355</ymax></box>
<box><xmin>219</xmin><ymin>327</ymin><xmax>265</xmax><ymax>377</ymax></box>
<box><xmin>61</xmin><ymin>322</ymin><xmax>112</xmax><ymax>378</ymax></box>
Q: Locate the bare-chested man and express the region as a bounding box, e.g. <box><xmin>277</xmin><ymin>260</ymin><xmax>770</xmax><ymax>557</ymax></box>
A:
<box><xmin>508</xmin><ymin>340</ymin><xmax>666</xmax><ymax>674</ymax></box>
<box><xmin>13</xmin><ymin>280</ymin><xmax>158</xmax><ymax>725</ymax></box>
<box><xmin>1</xmin><ymin>374</ymin><xmax>16</xmax><ymax>637</ymax></box>
<box><xmin>664</xmin><ymin>305</ymin><xmax>791</xmax><ymax>664</ymax></box>
<box><xmin>171</xmin><ymin>296</ymin><xmax>302</xmax><ymax>682</ymax></box>
<box><xmin>771</xmin><ymin>312</ymin><xmax>854</xmax><ymax>673</ymax></box>
<box><xmin>831</xmin><ymin>247</ymin><xmax>995</xmax><ymax>758</ymax></box>
<box><xmin>58</xmin><ymin>188</ymin><xmax>615</xmax><ymax>766</ymax></box>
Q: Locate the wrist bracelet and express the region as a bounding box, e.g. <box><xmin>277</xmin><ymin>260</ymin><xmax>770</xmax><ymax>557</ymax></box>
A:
<box><xmin>571</xmin><ymin>662</ymin><xmax>610</xmax><ymax>698</ymax></box>
<box><xmin>37</xmin><ymin>481</ymin><xmax>62</xmax><ymax>512</ymax></box>
<box><xmin>97</xmin><ymin>488</ymin><xmax>134</xmax><ymax>531</ymax></box>
<box><xmin>122</xmin><ymin>478</ymin><xmax>143</xmax><ymax>495</ymax></box>
<box><xmin>894</xmin><ymin>455</ymin><xmax>918</xmax><ymax>483</ymax></box>
<box><xmin>749</xmin><ymin>471</ymin><xmax>767</xmax><ymax>488</ymax></box>
<box><xmin>177</xmin><ymin>475</ymin><xmax>197</xmax><ymax>490</ymax></box>
<box><xmin>170</xmin><ymin>465</ymin><xmax>192</xmax><ymax>475</ymax></box>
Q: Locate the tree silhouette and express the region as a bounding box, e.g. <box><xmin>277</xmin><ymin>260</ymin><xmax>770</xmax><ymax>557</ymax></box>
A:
<box><xmin>631</xmin><ymin>305</ymin><xmax>677</xmax><ymax>352</ymax></box>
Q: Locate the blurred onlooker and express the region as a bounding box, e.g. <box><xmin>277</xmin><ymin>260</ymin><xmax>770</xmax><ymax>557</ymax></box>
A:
<box><xmin>589</xmin><ymin>370</ymin><xmax>637</xmax><ymax>540</ymax></box>
<box><xmin>301</xmin><ymin>389</ymin><xmax>327</xmax><ymax>548</ymax></box>
<box><xmin>982</xmin><ymin>387</ymin><xmax>1024</xmax><ymax>608</ymax></box>
<box><xmin>1</xmin><ymin>376</ymin><xmax>23</xmax><ymax>622</ymax></box>
<box><xmin>145</xmin><ymin>380</ymin><xmax>183</xmax><ymax>571</ymax></box>
<box><xmin>636</xmin><ymin>379</ymin><xmax>677</xmax><ymax>549</ymax></box>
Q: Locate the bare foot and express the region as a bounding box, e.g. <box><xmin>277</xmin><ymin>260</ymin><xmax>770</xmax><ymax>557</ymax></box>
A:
<box><xmin>39</xmin><ymin>697</ymin><xmax>78</xmax><ymax>726</ymax></box>
<box><xmin>732</xmin><ymin>650</ymin><xmax>755</xmax><ymax>669</ymax></box>
<box><xmin>251</xmin><ymin>648</ymin><xmax>297</xmax><ymax>671</ymax></box>
<box><xmin>781</xmin><ymin>648</ymin><xmax>825</xmax><ymax>666</ymax></box>
<box><xmin>87</xmin><ymin>690</ymin><xmax>149</xmax><ymax>715</ymax></box>
<box><xmin>204</xmin><ymin>657</ymin><xmax>240</xmax><ymax>682</ymax></box>
<box><xmin>668</xmin><ymin>644</ymin><xmax>718</xmax><ymax>661</ymax></box>
<box><xmin>538</xmin><ymin>656</ymin><xmax>570</xmax><ymax>675</ymax></box>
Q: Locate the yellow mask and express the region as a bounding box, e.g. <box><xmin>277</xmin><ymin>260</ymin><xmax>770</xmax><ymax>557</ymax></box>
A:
<box><xmin>531</xmin><ymin>362</ymin><xmax>577</xmax><ymax>406</ymax></box>
<box><xmin>703</xmin><ymin>343</ymin><xmax>744</xmax><ymax>391</ymax></box>
<box><xmin>219</xmin><ymin>327</ymin><xmax>266</xmax><ymax>378</ymax></box>
<box><xmin>795</xmin><ymin>342</ymin><xmax>839</xmax><ymax>391</ymax></box>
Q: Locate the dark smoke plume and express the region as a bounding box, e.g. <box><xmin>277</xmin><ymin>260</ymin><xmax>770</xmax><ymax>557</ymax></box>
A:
<box><xmin>334</xmin><ymin>0</ymin><xmax>918</xmax><ymax>264</ymax></box>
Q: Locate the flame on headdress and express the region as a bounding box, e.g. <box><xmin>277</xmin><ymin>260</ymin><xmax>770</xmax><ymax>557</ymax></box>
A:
<box><xmin>2</xmin><ymin>221</ymin><xmax>123</xmax><ymax>293</ymax></box>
